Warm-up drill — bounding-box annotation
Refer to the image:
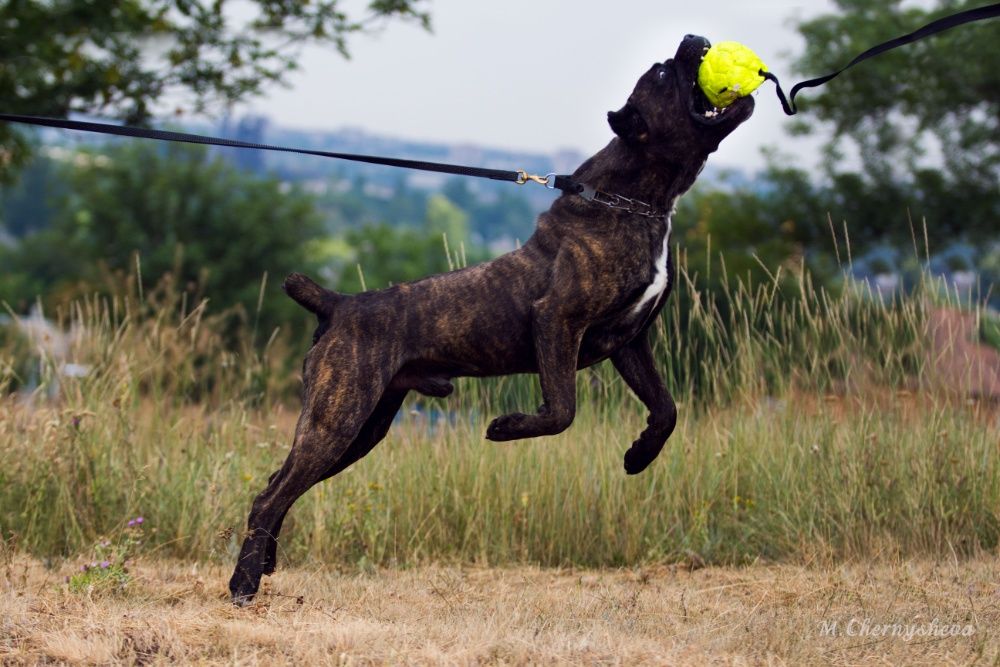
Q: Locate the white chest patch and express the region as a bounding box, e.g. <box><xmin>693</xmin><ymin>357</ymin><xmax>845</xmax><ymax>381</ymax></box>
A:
<box><xmin>630</xmin><ymin>219</ymin><xmax>672</xmax><ymax>317</ymax></box>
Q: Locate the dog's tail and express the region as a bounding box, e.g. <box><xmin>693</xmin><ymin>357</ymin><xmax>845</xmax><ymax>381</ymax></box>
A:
<box><xmin>282</xmin><ymin>273</ymin><xmax>343</xmax><ymax>318</ymax></box>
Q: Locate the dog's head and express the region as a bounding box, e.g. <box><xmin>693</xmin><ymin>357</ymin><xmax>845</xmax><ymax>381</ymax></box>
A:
<box><xmin>607</xmin><ymin>35</ymin><xmax>754</xmax><ymax>158</ymax></box>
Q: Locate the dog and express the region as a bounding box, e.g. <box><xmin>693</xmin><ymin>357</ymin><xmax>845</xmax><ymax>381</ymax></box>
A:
<box><xmin>229</xmin><ymin>34</ymin><xmax>754</xmax><ymax>604</ymax></box>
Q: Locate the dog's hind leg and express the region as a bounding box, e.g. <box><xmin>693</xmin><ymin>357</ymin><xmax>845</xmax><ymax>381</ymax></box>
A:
<box><xmin>229</xmin><ymin>354</ymin><xmax>396</xmax><ymax>605</ymax></box>
<box><xmin>258</xmin><ymin>389</ymin><xmax>408</xmax><ymax>576</ymax></box>
<box><xmin>318</xmin><ymin>389</ymin><xmax>407</xmax><ymax>481</ymax></box>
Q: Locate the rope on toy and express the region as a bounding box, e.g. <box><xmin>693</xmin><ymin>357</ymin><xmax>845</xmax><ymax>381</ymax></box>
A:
<box><xmin>699</xmin><ymin>2</ymin><xmax>1000</xmax><ymax>116</ymax></box>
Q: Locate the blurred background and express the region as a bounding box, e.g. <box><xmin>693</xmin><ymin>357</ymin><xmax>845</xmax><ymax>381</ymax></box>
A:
<box><xmin>1</xmin><ymin>0</ymin><xmax>996</xmax><ymax>334</ymax></box>
<box><xmin>1</xmin><ymin>0</ymin><xmax>1000</xmax><ymax>576</ymax></box>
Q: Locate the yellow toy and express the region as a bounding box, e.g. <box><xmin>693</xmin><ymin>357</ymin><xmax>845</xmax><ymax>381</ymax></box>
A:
<box><xmin>697</xmin><ymin>42</ymin><xmax>768</xmax><ymax>109</ymax></box>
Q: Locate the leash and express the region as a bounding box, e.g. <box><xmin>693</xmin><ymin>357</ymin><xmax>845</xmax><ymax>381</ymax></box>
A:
<box><xmin>0</xmin><ymin>113</ymin><xmax>677</xmax><ymax>217</ymax></box>
<box><xmin>0</xmin><ymin>112</ymin><xmax>586</xmax><ymax>194</ymax></box>
<box><xmin>763</xmin><ymin>2</ymin><xmax>1000</xmax><ymax>115</ymax></box>
<box><xmin>0</xmin><ymin>113</ymin><xmax>677</xmax><ymax>218</ymax></box>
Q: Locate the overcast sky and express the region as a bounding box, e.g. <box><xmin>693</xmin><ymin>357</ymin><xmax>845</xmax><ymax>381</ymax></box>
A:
<box><xmin>233</xmin><ymin>0</ymin><xmax>840</xmax><ymax>172</ymax></box>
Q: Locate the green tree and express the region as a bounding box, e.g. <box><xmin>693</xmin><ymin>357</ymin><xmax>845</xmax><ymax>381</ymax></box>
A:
<box><xmin>441</xmin><ymin>178</ymin><xmax>536</xmax><ymax>241</ymax></box>
<box><xmin>337</xmin><ymin>194</ymin><xmax>488</xmax><ymax>292</ymax></box>
<box><xmin>0</xmin><ymin>142</ymin><xmax>325</xmax><ymax>331</ymax></box>
<box><xmin>0</xmin><ymin>154</ymin><xmax>63</xmax><ymax>237</ymax></box>
<box><xmin>674</xmin><ymin>182</ymin><xmax>804</xmax><ymax>294</ymax></box>
<box><xmin>789</xmin><ymin>0</ymin><xmax>998</xmax><ymax>241</ymax></box>
<box><xmin>0</xmin><ymin>0</ymin><xmax>431</xmax><ymax>180</ymax></box>
<box><xmin>424</xmin><ymin>192</ymin><xmax>468</xmax><ymax>245</ymax></box>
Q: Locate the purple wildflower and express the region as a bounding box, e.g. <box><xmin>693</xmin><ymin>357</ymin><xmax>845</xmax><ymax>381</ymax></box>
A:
<box><xmin>100</xmin><ymin>561</ymin><xmax>110</xmax><ymax>569</ymax></box>
<box><xmin>135</xmin><ymin>516</ymin><xmax>144</xmax><ymax>525</ymax></box>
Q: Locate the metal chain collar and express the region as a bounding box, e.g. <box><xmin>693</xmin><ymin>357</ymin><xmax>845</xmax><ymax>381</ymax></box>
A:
<box><xmin>578</xmin><ymin>184</ymin><xmax>669</xmax><ymax>219</ymax></box>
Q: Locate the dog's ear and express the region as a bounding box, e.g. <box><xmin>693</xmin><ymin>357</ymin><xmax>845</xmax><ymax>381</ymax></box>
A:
<box><xmin>607</xmin><ymin>103</ymin><xmax>649</xmax><ymax>144</ymax></box>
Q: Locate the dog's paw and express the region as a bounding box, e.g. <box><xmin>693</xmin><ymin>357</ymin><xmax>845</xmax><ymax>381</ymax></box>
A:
<box><xmin>623</xmin><ymin>435</ymin><xmax>666</xmax><ymax>475</ymax></box>
<box><xmin>231</xmin><ymin>592</ymin><xmax>256</xmax><ymax>608</ymax></box>
<box><xmin>485</xmin><ymin>412</ymin><xmax>531</xmax><ymax>441</ymax></box>
<box><xmin>228</xmin><ymin>567</ymin><xmax>262</xmax><ymax>607</ymax></box>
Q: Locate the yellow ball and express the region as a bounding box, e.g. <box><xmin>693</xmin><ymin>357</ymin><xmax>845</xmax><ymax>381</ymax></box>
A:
<box><xmin>697</xmin><ymin>42</ymin><xmax>768</xmax><ymax>109</ymax></box>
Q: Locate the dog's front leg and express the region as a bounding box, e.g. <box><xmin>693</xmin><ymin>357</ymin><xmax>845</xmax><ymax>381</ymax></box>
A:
<box><xmin>611</xmin><ymin>332</ymin><xmax>677</xmax><ymax>474</ymax></box>
<box><xmin>486</xmin><ymin>296</ymin><xmax>584</xmax><ymax>441</ymax></box>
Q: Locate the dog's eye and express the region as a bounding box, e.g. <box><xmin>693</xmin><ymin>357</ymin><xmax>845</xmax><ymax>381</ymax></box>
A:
<box><xmin>658</xmin><ymin>69</ymin><xmax>668</xmax><ymax>81</ymax></box>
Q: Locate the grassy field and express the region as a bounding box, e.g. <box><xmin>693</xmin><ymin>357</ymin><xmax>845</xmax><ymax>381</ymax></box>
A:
<box><xmin>1</xmin><ymin>261</ymin><xmax>997</xmax><ymax>566</ymax></box>
<box><xmin>2</xmin><ymin>390</ymin><xmax>998</xmax><ymax>570</ymax></box>
<box><xmin>1</xmin><ymin>259</ymin><xmax>999</xmax><ymax>663</ymax></box>
<box><xmin>2</xmin><ymin>555</ymin><xmax>998</xmax><ymax>664</ymax></box>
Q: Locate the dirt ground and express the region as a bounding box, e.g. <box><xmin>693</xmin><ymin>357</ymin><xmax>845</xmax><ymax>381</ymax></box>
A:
<box><xmin>2</xmin><ymin>556</ymin><xmax>998</xmax><ymax>665</ymax></box>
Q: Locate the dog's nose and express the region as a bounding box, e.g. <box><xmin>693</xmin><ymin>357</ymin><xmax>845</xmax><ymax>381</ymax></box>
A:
<box><xmin>676</xmin><ymin>34</ymin><xmax>711</xmax><ymax>63</ymax></box>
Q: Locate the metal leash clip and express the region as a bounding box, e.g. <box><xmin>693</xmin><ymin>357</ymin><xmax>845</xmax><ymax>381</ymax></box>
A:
<box><xmin>515</xmin><ymin>170</ymin><xmax>557</xmax><ymax>188</ymax></box>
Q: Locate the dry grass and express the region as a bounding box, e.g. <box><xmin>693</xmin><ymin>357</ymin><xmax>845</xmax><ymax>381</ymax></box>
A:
<box><xmin>2</xmin><ymin>555</ymin><xmax>999</xmax><ymax>665</ymax></box>
<box><xmin>3</xmin><ymin>263</ymin><xmax>999</xmax><ymax>664</ymax></box>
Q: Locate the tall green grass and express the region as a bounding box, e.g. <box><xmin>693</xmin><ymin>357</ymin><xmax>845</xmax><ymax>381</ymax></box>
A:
<box><xmin>1</xmin><ymin>257</ymin><xmax>997</xmax><ymax>568</ymax></box>
<box><xmin>982</xmin><ymin>309</ymin><xmax>1000</xmax><ymax>353</ymax></box>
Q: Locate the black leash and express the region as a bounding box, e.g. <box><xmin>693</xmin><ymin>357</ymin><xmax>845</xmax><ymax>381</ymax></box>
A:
<box><xmin>765</xmin><ymin>2</ymin><xmax>1000</xmax><ymax>115</ymax></box>
<box><xmin>0</xmin><ymin>112</ymin><xmax>584</xmax><ymax>195</ymax></box>
<box><xmin>0</xmin><ymin>113</ymin><xmax>678</xmax><ymax>217</ymax></box>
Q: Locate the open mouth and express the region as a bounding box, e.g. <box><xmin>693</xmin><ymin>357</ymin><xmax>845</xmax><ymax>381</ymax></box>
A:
<box><xmin>689</xmin><ymin>84</ymin><xmax>753</xmax><ymax>125</ymax></box>
<box><xmin>682</xmin><ymin>39</ymin><xmax>755</xmax><ymax>127</ymax></box>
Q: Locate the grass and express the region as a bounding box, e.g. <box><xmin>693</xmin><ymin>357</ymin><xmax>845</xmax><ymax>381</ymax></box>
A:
<box><xmin>1</xmin><ymin>254</ymin><xmax>997</xmax><ymax>570</ymax></box>
<box><xmin>982</xmin><ymin>308</ymin><xmax>1000</xmax><ymax>353</ymax></box>
<box><xmin>2</xmin><ymin>555</ymin><xmax>997</xmax><ymax>664</ymax></box>
<box><xmin>1</xmin><ymin>251</ymin><xmax>998</xmax><ymax>665</ymax></box>
<box><xmin>2</xmin><ymin>389</ymin><xmax>997</xmax><ymax>570</ymax></box>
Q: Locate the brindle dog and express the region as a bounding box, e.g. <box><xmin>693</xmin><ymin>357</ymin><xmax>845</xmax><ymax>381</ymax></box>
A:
<box><xmin>230</xmin><ymin>34</ymin><xmax>754</xmax><ymax>604</ymax></box>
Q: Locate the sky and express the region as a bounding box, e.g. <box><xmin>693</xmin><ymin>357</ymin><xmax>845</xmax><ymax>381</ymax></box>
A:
<box><xmin>232</xmin><ymin>0</ymin><xmax>840</xmax><ymax>172</ymax></box>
